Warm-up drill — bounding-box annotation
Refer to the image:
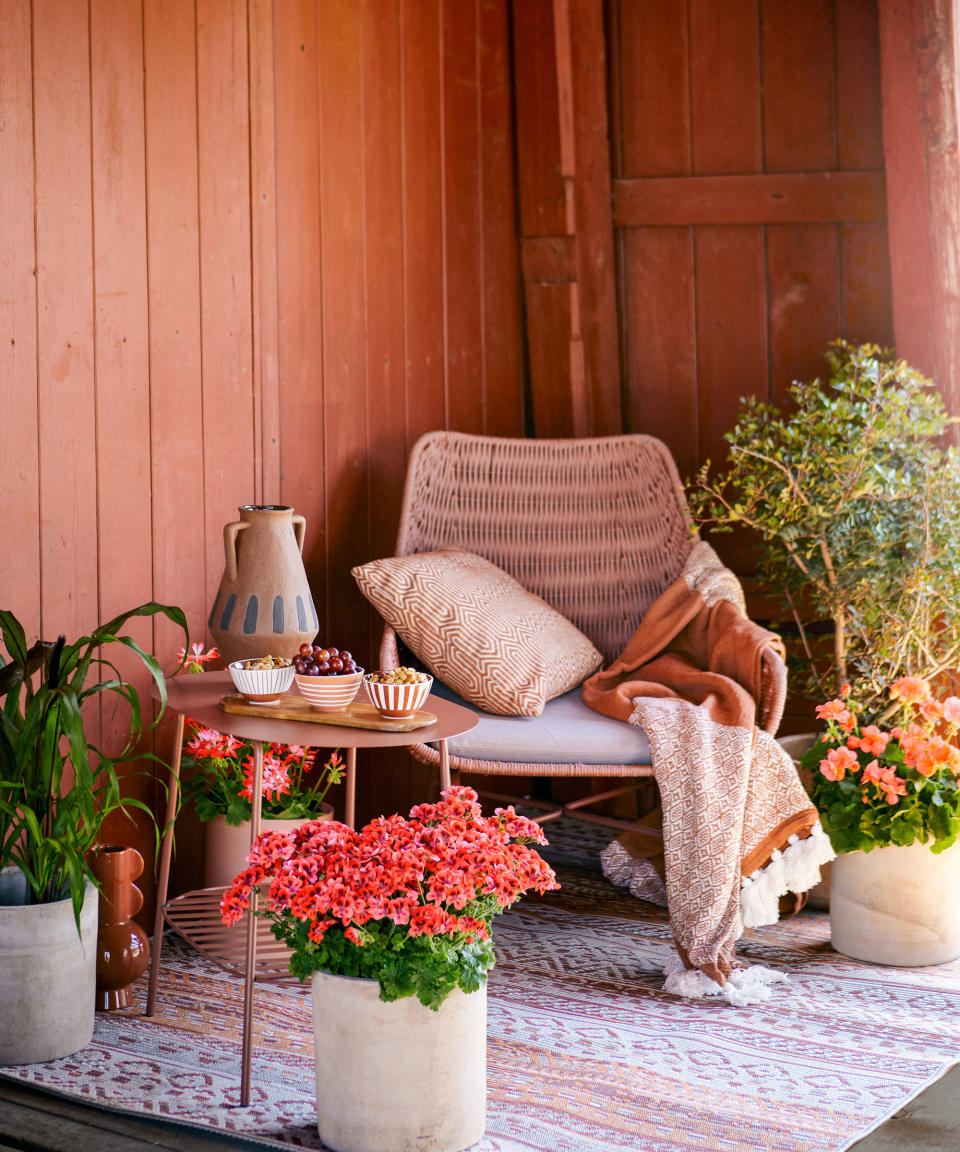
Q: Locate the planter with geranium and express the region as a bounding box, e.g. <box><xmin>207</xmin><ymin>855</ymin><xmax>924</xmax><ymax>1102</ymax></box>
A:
<box><xmin>220</xmin><ymin>785</ymin><xmax>559</xmax><ymax>1152</ymax></box>
<box><xmin>804</xmin><ymin>676</ymin><xmax>960</xmax><ymax>965</ymax></box>
<box><xmin>692</xmin><ymin>342</ymin><xmax>960</xmax><ymax>917</ymax></box>
<box><xmin>175</xmin><ymin>644</ymin><xmax>343</xmax><ymax>886</ymax></box>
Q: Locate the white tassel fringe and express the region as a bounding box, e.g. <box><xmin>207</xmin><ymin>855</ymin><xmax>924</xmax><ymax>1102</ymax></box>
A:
<box><xmin>663</xmin><ymin>954</ymin><xmax>789</xmax><ymax>1006</ymax></box>
<box><xmin>740</xmin><ymin>821</ymin><xmax>835</xmax><ymax>929</ymax></box>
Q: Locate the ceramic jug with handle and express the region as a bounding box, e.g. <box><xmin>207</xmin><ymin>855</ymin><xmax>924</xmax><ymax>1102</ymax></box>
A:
<box><xmin>209</xmin><ymin>505</ymin><xmax>319</xmax><ymax>664</ymax></box>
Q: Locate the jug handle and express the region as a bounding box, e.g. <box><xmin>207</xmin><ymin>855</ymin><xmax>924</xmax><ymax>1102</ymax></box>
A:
<box><xmin>292</xmin><ymin>514</ymin><xmax>306</xmax><ymax>555</ymax></box>
<box><xmin>223</xmin><ymin>521</ymin><xmax>249</xmax><ymax>582</ymax></box>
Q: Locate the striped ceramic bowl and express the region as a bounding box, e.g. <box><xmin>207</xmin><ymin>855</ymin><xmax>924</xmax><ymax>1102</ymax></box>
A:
<box><xmin>228</xmin><ymin>659</ymin><xmax>295</xmax><ymax>704</ymax></box>
<box><xmin>364</xmin><ymin>674</ymin><xmax>433</xmax><ymax>719</ymax></box>
<box><xmin>294</xmin><ymin>669</ymin><xmax>365</xmax><ymax>712</ymax></box>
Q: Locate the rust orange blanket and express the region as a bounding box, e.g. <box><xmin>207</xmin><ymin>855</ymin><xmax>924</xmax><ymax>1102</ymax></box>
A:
<box><xmin>582</xmin><ymin>541</ymin><xmax>833</xmax><ymax>986</ymax></box>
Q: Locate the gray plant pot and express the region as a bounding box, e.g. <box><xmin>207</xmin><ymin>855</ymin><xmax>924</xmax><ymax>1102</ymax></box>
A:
<box><xmin>0</xmin><ymin>870</ymin><xmax>98</xmax><ymax>1064</ymax></box>
<box><xmin>777</xmin><ymin>731</ymin><xmax>831</xmax><ymax>909</ymax></box>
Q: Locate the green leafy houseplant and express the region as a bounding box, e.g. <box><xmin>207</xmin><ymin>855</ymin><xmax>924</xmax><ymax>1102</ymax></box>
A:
<box><xmin>804</xmin><ymin>675</ymin><xmax>960</xmax><ymax>855</ymax></box>
<box><xmin>176</xmin><ymin>643</ymin><xmax>343</xmax><ymax>824</ymax></box>
<box><xmin>0</xmin><ymin>602</ymin><xmax>188</xmax><ymax>920</ymax></box>
<box><xmin>689</xmin><ymin>342</ymin><xmax>960</xmax><ymax>720</ymax></box>
<box><xmin>220</xmin><ymin>786</ymin><xmax>560</xmax><ymax>1009</ymax></box>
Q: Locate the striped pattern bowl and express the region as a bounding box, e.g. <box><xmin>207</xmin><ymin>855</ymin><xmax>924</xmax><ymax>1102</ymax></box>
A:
<box><xmin>364</xmin><ymin>674</ymin><xmax>433</xmax><ymax>719</ymax></box>
<box><xmin>294</xmin><ymin>669</ymin><xmax>365</xmax><ymax>712</ymax></box>
<box><xmin>228</xmin><ymin>660</ymin><xmax>295</xmax><ymax>704</ymax></box>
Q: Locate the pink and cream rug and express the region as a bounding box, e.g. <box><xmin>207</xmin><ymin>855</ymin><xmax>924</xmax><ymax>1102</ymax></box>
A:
<box><xmin>3</xmin><ymin>846</ymin><xmax>959</xmax><ymax>1152</ymax></box>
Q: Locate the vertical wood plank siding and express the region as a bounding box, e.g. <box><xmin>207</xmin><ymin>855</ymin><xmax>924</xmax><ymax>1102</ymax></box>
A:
<box><xmin>0</xmin><ymin>0</ymin><xmax>524</xmax><ymax>901</ymax></box>
<box><xmin>0</xmin><ymin>0</ymin><xmax>41</xmax><ymax>637</ymax></box>
<box><xmin>0</xmin><ymin>0</ymin><xmax>912</xmax><ymax>897</ymax></box>
<box><xmin>611</xmin><ymin>0</ymin><xmax>894</xmax><ymax>484</ymax></box>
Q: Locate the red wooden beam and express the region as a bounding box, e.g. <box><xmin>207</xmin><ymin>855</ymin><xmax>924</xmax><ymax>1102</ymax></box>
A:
<box><xmin>614</xmin><ymin>171</ymin><xmax>886</xmax><ymax>227</ymax></box>
<box><xmin>878</xmin><ymin>0</ymin><xmax>960</xmax><ymax>421</ymax></box>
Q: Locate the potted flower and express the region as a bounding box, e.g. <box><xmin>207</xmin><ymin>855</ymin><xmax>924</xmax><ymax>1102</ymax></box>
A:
<box><xmin>175</xmin><ymin>644</ymin><xmax>345</xmax><ymax>887</ymax></box>
<box><xmin>804</xmin><ymin>676</ymin><xmax>960</xmax><ymax>965</ymax></box>
<box><xmin>220</xmin><ymin>785</ymin><xmax>559</xmax><ymax>1152</ymax></box>
<box><xmin>689</xmin><ymin>341</ymin><xmax>960</xmax><ymax>709</ymax></box>
<box><xmin>690</xmin><ymin>342</ymin><xmax>960</xmax><ymax>913</ymax></box>
<box><xmin>0</xmin><ymin>601</ymin><xmax>188</xmax><ymax>1063</ymax></box>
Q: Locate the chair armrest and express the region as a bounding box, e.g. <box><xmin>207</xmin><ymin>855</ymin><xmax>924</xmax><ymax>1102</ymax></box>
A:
<box><xmin>379</xmin><ymin>624</ymin><xmax>401</xmax><ymax>671</ymax></box>
<box><xmin>759</xmin><ymin>646</ymin><xmax>787</xmax><ymax>735</ymax></box>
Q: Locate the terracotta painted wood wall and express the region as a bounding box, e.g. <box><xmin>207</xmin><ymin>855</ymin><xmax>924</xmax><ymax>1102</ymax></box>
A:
<box><xmin>2</xmin><ymin>0</ymin><xmax>955</xmax><ymax>904</ymax></box>
<box><xmin>0</xmin><ymin>0</ymin><xmax>524</xmax><ymax>906</ymax></box>
<box><xmin>610</xmin><ymin>0</ymin><xmax>895</xmax><ymax>487</ymax></box>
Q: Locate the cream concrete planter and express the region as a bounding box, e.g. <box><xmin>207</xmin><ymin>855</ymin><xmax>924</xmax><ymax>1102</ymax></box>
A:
<box><xmin>204</xmin><ymin>809</ymin><xmax>331</xmax><ymax>888</ymax></box>
<box><xmin>0</xmin><ymin>872</ymin><xmax>98</xmax><ymax>1064</ymax></box>
<box><xmin>312</xmin><ymin>970</ymin><xmax>487</xmax><ymax>1152</ymax></box>
<box><xmin>830</xmin><ymin>840</ymin><xmax>960</xmax><ymax>966</ymax></box>
<box><xmin>777</xmin><ymin>731</ymin><xmax>831</xmax><ymax>910</ymax></box>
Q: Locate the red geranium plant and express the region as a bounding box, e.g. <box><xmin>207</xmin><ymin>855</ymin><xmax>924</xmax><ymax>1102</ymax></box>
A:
<box><xmin>220</xmin><ymin>785</ymin><xmax>559</xmax><ymax>1008</ymax></box>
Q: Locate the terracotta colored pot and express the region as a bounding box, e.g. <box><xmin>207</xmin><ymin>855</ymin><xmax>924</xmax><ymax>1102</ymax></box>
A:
<box><xmin>209</xmin><ymin>504</ymin><xmax>319</xmax><ymax>665</ymax></box>
<box><xmin>89</xmin><ymin>845</ymin><xmax>150</xmax><ymax>1011</ymax></box>
<box><xmin>204</xmin><ymin>806</ymin><xmax>334</xmax><ymax>889</ymax></box>
<box><xmin>312</xmin><ymin>971</ymin><xmax>486</xmax><ymax>1152</ymax></box>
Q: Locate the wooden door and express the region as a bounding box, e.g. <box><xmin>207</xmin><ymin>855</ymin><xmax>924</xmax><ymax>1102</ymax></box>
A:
<box><xmin>609</xmin><ymin>0</ymin><xmax>893</xmax><ymax>485</ymax></box>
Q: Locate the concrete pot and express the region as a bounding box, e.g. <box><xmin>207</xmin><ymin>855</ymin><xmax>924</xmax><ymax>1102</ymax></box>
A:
<box><xmin>830</xmin><ymin>840</ymin><xmax>960</xmax><ymax>966</ymax></box>
<box><xmin>777</xmin><ymin>731</ymin><xmax>831</xmax><ymax>909</ymax></box>
<box><xmin>312</xmin><ymin>970</ymin><xmax>487</xmax><ymax>1152</ymax></box>
<box><xmin>204</xmin><ymin>808</ymin><xmax>332</xmax><ymax>888</ymax></box>
<box><xmin>0</xmin><ymin>872</ymin><xmax>98</xmax><ymax>1064</ymax></box>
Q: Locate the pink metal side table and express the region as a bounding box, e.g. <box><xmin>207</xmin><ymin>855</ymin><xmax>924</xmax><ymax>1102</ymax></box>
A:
<box><xmin>145</xmin><ymin>670</ymin><xmax>478</xmax><ymax>1105</ymax></box>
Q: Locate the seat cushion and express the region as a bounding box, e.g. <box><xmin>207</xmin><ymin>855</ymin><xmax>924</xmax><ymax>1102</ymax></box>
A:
<box><xmin>429</xmin><ymin>680</ymin><xmax>652</xmax><ymax>766</ymax></box>
<box><xmin>351</xmin><ymin>548</ymin><xmax>603</xmax><ymax>717</ymax></box>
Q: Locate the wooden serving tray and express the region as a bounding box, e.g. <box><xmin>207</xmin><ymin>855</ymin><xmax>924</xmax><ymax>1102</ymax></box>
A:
<box><xmin>220</xmin><ymin>692</ymin><xmax>437</xmax><ymax>732</ymax></box>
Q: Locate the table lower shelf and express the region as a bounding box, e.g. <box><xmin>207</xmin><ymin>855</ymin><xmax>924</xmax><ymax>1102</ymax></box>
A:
<box><xmin>161</xmin><ymin>887</ymin><xmax>297</xmax><ymax>984</ymax></box>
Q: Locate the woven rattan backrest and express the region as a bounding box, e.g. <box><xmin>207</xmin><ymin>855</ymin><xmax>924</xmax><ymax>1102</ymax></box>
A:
<box><xmin>393</xmin><ymin>432</ymin><xmax>695</xmax><ymax>665</ymax></box>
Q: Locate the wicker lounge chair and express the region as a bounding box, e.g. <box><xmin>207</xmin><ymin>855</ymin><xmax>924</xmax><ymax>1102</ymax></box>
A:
<box><xmin>377</xmin><ymin>430</ymin><xmax>787</xmax><ymax>827</ymax></box>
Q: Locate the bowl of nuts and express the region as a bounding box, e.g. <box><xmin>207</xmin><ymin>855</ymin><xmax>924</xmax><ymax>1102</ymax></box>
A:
<box><xmin>364</xmin><ymin>667</ymin><xmax>433</xmax><ymax>719</ymax></box>
<box><xmin>228</xmin><ymin>655</ymin><xmax>295</xmax><ymax>704</ymax></box>
<box><xmin>293</xmin><ymin>643</ymin><xmax>365</xmax><ymax>712</ymax></box>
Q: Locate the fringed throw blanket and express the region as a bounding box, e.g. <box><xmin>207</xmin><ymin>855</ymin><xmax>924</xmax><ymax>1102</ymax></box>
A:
<box><xmin>582</xmin><ymin>541</ymin><xmax>834</xmax><ymax>999</ymax></box>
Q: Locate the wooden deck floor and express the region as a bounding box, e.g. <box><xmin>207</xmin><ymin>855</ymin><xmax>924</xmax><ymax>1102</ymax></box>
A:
<box><xmin>0</xmin><ymin>1077</ymin><xmax>269</xmax><ymax>1152</ymax></box>
<box><xmin>2</xmin><ymin>1061</ymin><xmax>958</xmax><ymax>1151</ymax></box>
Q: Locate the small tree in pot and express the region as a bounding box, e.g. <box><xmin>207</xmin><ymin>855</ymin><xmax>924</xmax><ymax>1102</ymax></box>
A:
<box><xmin>690</xmin><ymin>343</ymin><xmax>960</xmax><ymax>955</ymax></box>
<box><xmin>0</xmin><ymin>601</ymin><xmax>188</xmax><ymax>1063</ymax></box>
<box><xmin>689</xmin><ymin>341</ymin><xmax>960</xmax><ymax>721</ymax></box>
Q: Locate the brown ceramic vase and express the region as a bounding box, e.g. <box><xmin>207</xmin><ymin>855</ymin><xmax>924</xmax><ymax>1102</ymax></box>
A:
<box><xmin>89</xmin><ymin>845</ymin><xmax>150</xmax><ymax>1011</ymax></box>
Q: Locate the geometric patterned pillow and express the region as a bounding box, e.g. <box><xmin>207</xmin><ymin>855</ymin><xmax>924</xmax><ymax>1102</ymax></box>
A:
<box><xmin>351</xmin><ymin>548</ymin><xmax>603</xmax><ymax>716</ymax></box>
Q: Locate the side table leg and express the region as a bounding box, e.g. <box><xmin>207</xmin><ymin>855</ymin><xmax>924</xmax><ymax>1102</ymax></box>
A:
<box><xmin>345</xmin><ymin>747</ymin><xmax>357</xmax><ymax>828</ymax></box>
<box><xmin>146</xmin><ymin>712</ymin><xmax>184</xmax><ymax>1017</ymax></box>
<box><xmin>439</xmin><ymin>738</ymin><xmax>451</xmax><ymax>792</ymax></box>
<box><xmin>240</xmin><ymin>739</ymin><xmax>264</xmax><ymax>1107</ymax></box>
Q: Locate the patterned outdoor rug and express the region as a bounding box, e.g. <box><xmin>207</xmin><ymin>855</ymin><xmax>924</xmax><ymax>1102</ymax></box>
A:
<box><xmin>3</xmin><ymin>824</ymin><xmax>959</xmax><ymax>1152</ymax></box>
